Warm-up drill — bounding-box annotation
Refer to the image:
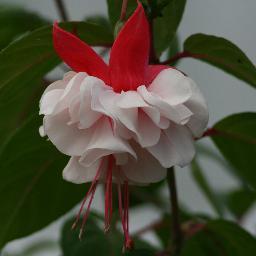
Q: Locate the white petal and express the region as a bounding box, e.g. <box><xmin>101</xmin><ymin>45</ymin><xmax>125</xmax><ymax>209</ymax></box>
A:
<box><xmin>43</xmin><ymin>110</ymin><xmax>93</xmax><ymax>156</ymax></box>
<box><xmin>135</xmin><ymin>111</ymin><xmax>161</xmax><ymax>147</ymax></box>
<box><xmin>53</xmin><ymin>72</ymin><xmax>87</xmax><ymax>114</ymax></box>
<box><xmin>147</xmin><ymin>123</ymin><xmax>195</xmax><ymax>168</ymax></box>
<box><xmin>138</xmin><ymin>85</ymin><xmax>193</xmax><ymax>125</ymax></box>
<box><xmin>80</xmin><ymin>117</ymin><xmax>136</xmax><ymax>166</ymax></box>
<box><xmin>79</xmin><ymin>76</ymin><xmax>103</xmax><ymax>128</ymax></box>
<box><xmin>148</xmin><ymin>68</ymin><xmax>192</xmax><ymax>105</ymax></box>
<box><xmin>43</xmin><ymin>71</ymin><xmax>76</xmax><ymax>95</ymax></box>
<box><xmin>118</xmin><ymin>91</ymin><xmax>148</xmax><ymax>108</ymax></box>
<box><xmin>185</xmin><ymin>78</ymin><xmax>209</xmax><ymax>137</ymax></box>
<box><xmin>122</xmin><ymin>143</ymin><xmax>167</xmax><ymax>184</ymax></box>
<box><xmin>63</xmin><ymin>156</ymin><xmax>100</xmax><ymax>184</ymax></box>
<box><xmin>39</xmin><ymin>125</ymin><xmax>46</xmax><ymax>137</ymax></box>
<box><xmin>68</xmin><ymin>95</ymin><xmax>80</xmax><ymax>125</ymax></box>
<box><xmin>39</xmin><ymin>89</ymin><xmax>63</xmax><ymax>115</ymax></box>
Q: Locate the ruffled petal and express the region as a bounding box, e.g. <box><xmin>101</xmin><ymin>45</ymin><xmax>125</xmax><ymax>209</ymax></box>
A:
<box><xmin>148</xmin><ymin>68</ymin><xmax>192</xmax><ymax>106</ymax></box>
<box><xmin>147</xmin><ymin>123</ymin><xmax>195</xmax><ymax>168</ymax></box>
<box><xmin>40</xmin><ymin>72</ymin><xmax>76</xmax><ymax>115</ymax></box>
<box><xmin>79</xmin><ymin>76</ymin><xmax>104</xmax><ymax>128</ymax></box>
<box><xmin>53</xmin><ymin>72</ymin><xmax>87</xmax><ymax>114</ymax></box>
<box><xmin>185</xmin><ymin>78</ymin><xmax>209</xmax><ymax>137</ymax></box>
<box><xmin>53</xmin><ymin>23</ymin><xmax>110</xmax><ymax>84</ymax></box>
<box><xmin>109</xmin><ymin>3</ymin><xmax>150</xmax><ymax>92</ymax></box>
<box><xmin>43</xmin><ymin>110</ymin><xmax>93</xmax><ymax>156</ymax></box>
<box><xmin>122</xmin><ymin>143</ymin><xmax>167</xmax><ymax>184</ymax></box>
<box><xmin>99</xmin><ymin>90</ymin><xmax>160</xmax><ymax>147</ymax></box>
<box><xmin>43</xmin><ymin>71</ymin><xmax>76</xmax><ymax>95</ymax></box>
<box><xmin>40</xmin><ymin>89</ymin><xmax>63</xmax><ymax>115</ymax></box>
<box><xmin>145</xmin><ymin>65</ymin><xmax>170</xmax><ymax>85</ymax></box>
<box><xmin>80</xmin><ymin>117</ymin><xmax>136</xmax><ymax>166</ymax></box>
<box><xmin>138</xmin><ymin>85</ymin><xmax>192</xmax><ymax>125</ymax></box>
<box><xmin>63</xmin><ymin>156</ymin><xmax>101</xmax><ymax>184</ymax></box>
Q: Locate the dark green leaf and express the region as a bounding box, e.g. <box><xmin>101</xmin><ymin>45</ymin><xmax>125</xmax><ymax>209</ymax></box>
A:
<box><xmin>154</xmin><ymin>0</ymin><xmax>186</xmax><ymax>56</ymax></box>
<box><xmin>181</xmin><ymin>220</ymin><xmax>256</xmax><ymax>256</ymax></box>
<box><xmin>0</xmin><ymin>4</ymin><xmax>48</xmax><ymax>49</ymax></box>
<box><xmin>84</xmin><ymin>15</ymin><xmax>113</xmax><ymax>36</ymax></box>
<box><xmin>226</xmin><ymin>189</ymin><xmax>256</xmax><ymax>219</ymax></box>
<box><xmin>0</xmin><ymin>21</ymin><xmax>113</xmax><ymax>142</ymax></box>
<box><xmin>191</xmin><ymin>160</ymin><xmax>224</xmax><ymax>216</ymax></box>
<box><xmin>61</xmin><ymin>217</ymin><xmax>110</xmax><ymax>256</ymax></box>
<box><xmin>0</xmin><ymin>116</ymin><xmax>87</xmax><ymax>248</ymax></box>
<box><xmin>61</xmin><ymin>216</ymin><xmax>155</xmax><ymax>256</ymax></box>
<box><xmin>211</xmin><ymin>113</ymin><xmax>256</xmax><ymax>189</ymax></box>
<box><xmin>106</xmin><ymin>0</ymin><xmax>137</xmax><ymax>27</ymax></box>
<box><xmin>184</xmin><ymin>34</ymin><xmax>256</xmax><ymax>88</ymax></box>
<box><xmin>124</xmin><ymin>249</ymin><xmax>155</xmax><ymax>256</ymax></box>
<box><xmin>154</xmin><ymin>211</ymin><xmax>194</xmax><ymax>248</ymax></box>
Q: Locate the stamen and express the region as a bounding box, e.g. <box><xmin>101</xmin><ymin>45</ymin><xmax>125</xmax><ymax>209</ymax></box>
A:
<box><xmin>71</xmin><ymin>159</ymin><xmax>104</xmax><ymax>232</ymax></box>
<box><xmin>79</xmin><ymin>181</ymin><xmax>98</xmax><ymax>239</ymax></box>
<box><xmin>104</xmin><ymin>155</ymin><xmax>114</xmax><ymax>232</ymax></box>
<box><xmin>117</xmin><ymin>178</ymin><xmax>134</xmax><ymax>251</ymax></box>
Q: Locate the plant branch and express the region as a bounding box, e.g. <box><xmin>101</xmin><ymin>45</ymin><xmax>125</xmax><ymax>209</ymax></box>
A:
<box><xmin>120</xmin><ymin>0</ymin><xmax>129</xmax><ymax>21</ymax></box>
<box><xmin>167</xmin><ymin>167</ymin><xmax>183</xmax><ymax>255</ymax></box>
<box><xmin>161</xmin><ymin>51</ymin><xmax>193</xmax><ymax>65</ymax></box>
<box><xmin>147</xmin><ymin>0</ymin><xmax>159</xmax><ymax>64</ymax></box>
<box><xmin>54</xmin><ymin>0</ymin><xmax>69</xmax><ymax>21</ymax></box>
<box><xmin>198</xmin><ymin>127</ymin><xmax>256</xmax><ymax>144</ymax></box>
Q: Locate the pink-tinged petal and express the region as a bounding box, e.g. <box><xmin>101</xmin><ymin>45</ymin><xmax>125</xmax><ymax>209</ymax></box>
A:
<box><xmin>146</xmin><ymin>65</ymin><xmax>170</xmax><ymax>85</ymax></box>
<box><xmin>109</xmin><ymin>3</ymin><xmax>150</xmax><ymax>92</ymax></box>
<box><xmin>147</xmin><ymin>123</ymin><xmax>195</xmax><ymax>168</ymax></box>
<box><xmin>63</xmin><ymin>157</ymin><xmax>101</xmax><ymax>184</ymax></box>
<box><xmin>122</xmin><ymin>142</ymin><xmax>167</xmax><ymax>184</ymax></box>
<box><xmin>80</xmin><ymin>117</ymin><xmax>136</xmax><ymax>167</ymax></box>
<box><xmin>43</xmin><ymin>110</ymin><xmax>93</xmax><ymax>156</ymax></box>
<box><xmin>184</xmin><ymin>78</ymin><xmax>209</xmax><ymax>137</ymax></box>
<box><xmin>53</xmin><ymin>23</ymin><xmax>110</xmax><ymax>83</ymax></box>
<box><xmin>148</xmin><ymin>68</ymin><xmax>192</xmax><ymax>106</ymax></box>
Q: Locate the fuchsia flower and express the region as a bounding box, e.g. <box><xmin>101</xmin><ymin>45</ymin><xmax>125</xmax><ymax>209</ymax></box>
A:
<box><xmin>39</xmin><ymin>2</ymin><xmax>208</xmax><ymax>250</ymax></box>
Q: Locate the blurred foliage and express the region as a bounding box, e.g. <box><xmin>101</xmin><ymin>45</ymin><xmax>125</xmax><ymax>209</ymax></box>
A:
<box><xmin>190</xmin><ymin>160</ymin><xmax>224</xmax><ymax>217</ymax></box>
<box><xmin>0</xmin><ymin>4</ymin><xmax>48</xmax><ymax>50</ymax></box>
<box><xmin>181</xmin><ymin>220</ymin><xmax>256</xmax><ymax>255</ymax></box>
<box><xmin>61</xmin><ymin>215</ymin><xmax>155</xmax><ymax>255</ymax></box>
<box><xmin>0</xmin><ymin>0</ymin><xmax>256</xmax><ymax>255</ymax></box>
<box><xmin>211</xmin><ymin>113</ymin><xmax>256</xmax><ymax>189</ymax></box>
<box><xmin>184</xmin><ymin>34</ymin><xmax>256</xmax><ymax>88</ymax></box>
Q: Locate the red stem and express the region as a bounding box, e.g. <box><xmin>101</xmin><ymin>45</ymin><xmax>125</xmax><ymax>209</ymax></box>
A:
<box><xmin>161</xmin><ymin>50</ymin><xmax>211</xmax><ymax>65</ymax></box>
<box><xmin>120</xmin><ymin>0</ymin><xmax>129</xmax><ymax>21</ymax></box>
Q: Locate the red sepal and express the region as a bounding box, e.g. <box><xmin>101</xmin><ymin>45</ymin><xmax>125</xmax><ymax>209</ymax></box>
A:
<box><xmin>53</xmin><ymin>22</ymin><xmax>110</xmax><ymax>84</ymax></box>
<box><xmin>109</xmin><ymin>3</ymin><xmax>150</xmax><ymax>92</ymax></box>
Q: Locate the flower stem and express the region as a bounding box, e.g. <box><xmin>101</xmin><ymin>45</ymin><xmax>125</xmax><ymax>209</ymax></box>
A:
<box><xmin>167</xmin><ymin>167</ymin><xmax>183</xmax><ymax>255</ymax></box>
<box><xmin>147</xmin><ymin>0</ymin><xmax>158</xmax><ymax>64</ymax></box>
<box><xmin>54</xmin><ymin>0</ymin><xmax>69</xmax><ymax>21</ymax></box>
<box><xmin>120</xmin><ymin>0</ymin><xmax>129</xmax><ymax>21</ymax></box>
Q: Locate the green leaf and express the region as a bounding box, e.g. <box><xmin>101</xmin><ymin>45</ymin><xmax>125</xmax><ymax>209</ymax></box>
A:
<box><xmin>191</xmin><ymin>160</ymin><xmax>224</xmax><ymax>216</ymax></box>
<box><xmin>0</xmin><ymin>116</ymin><xmax>87</xmax><ymax>248</ymax></box>
<box><xmin>0</xmin><ymin>4</ymin><xmax>48</xmax><ymax>49</ymax></box>
<box><xmin>61</xmin><ymin>216</ymin><xmax>155</xmax><ymax>256</ymax></box>
<box><xmin>211</xmin><ymin>113</ymin><xmax>256</xmax><ymax>189</ymax></box>
<box><xmin>61</xmin><ymin>218</ymin><xmax>110</xmax><ymax>256</ymax></box>
<box><xmin>85</xmin><ymin>15</ymin><xmax>112</xmax><ymax>34</ymax></box>
<box><xmin>184</xmin><ymin>34</ymin><xmax>256</xmax><ymax>89</ymax></box>
<box><xmin>0</xmin><ymin>21</ymin><xmax>113</xmax><ymax>142</ymax></box>
<box><xmin>154</xmin><ymin>0</ymin><xmax>186</xmax><ymax>56</ymax></box>
<box><xmin>226</xmin><ymin>189</ymin><xmax>256</xmax><ymax>219</ymax></box>
<box><xmin>181</xmin><ymin>220</ymin><xmax>256</xmax><ymax>256</ymax></box>
<box><xmin>106</xmin><ymin>0</ymin><xmax>137</xmax><ymax>27</ymax></box>
<box><xmin>124</xmin><ymin>249</ymin><xmax>155</xmax><ymax>256</ymax></box>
